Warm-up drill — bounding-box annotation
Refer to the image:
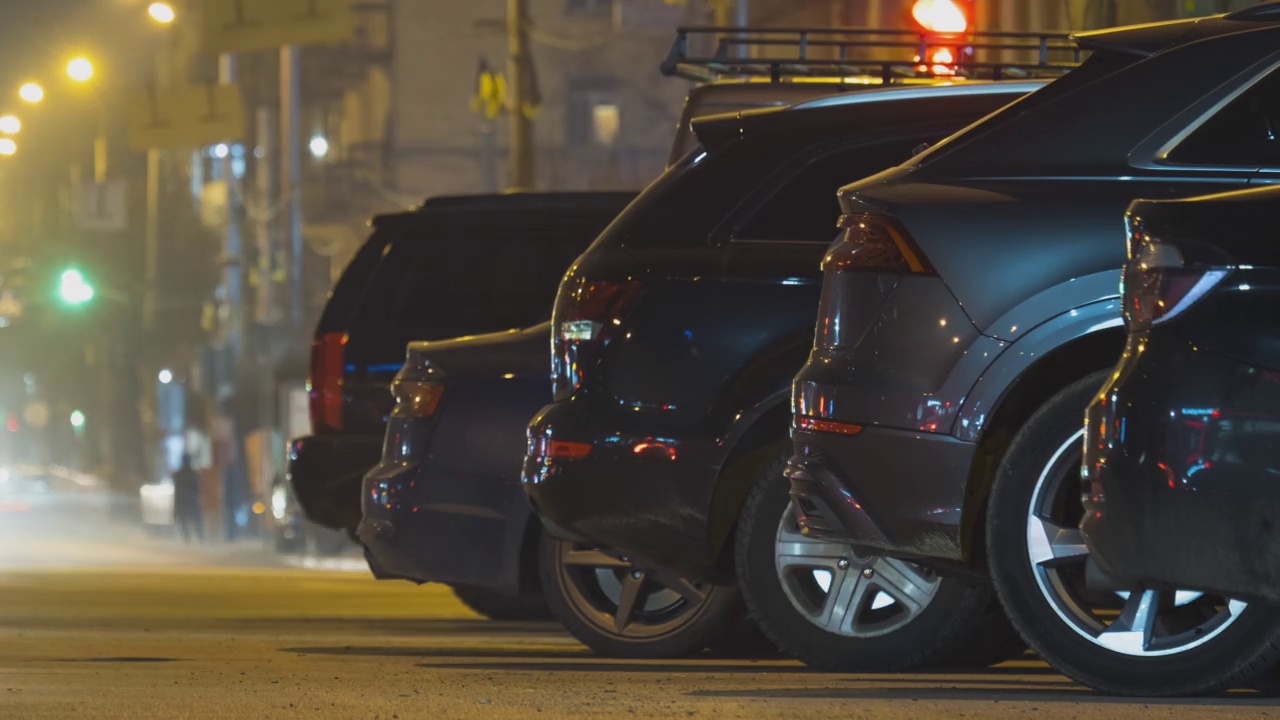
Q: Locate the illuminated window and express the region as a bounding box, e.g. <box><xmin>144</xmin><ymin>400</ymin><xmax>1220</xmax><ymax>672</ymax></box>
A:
<box><xmin>567</xmin><ymin>79</ymin><xmax>620</xmax><ymax>147</ymax></box>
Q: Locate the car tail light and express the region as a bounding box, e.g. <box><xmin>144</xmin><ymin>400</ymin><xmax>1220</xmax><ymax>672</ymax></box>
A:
<box><xmin>308</xmin><ymin>332</ymin><xmax>347</xmax><ymax>433</ymax></box>
<box><xmin>391</xmin><ymin>379</ymin><xmax>443</xmax><ymax>418</ymax></box>
<box><xmin>1123</xmin><ymin>234</ymin><xmax>1227</xmax><ymax>331</ymax></box>
<box><xmin>528</xmin><ymin>436</ymin><xmax>592</xmax><ymax>459</ymax></box>
<box><xmin>822</xmin><ymin>214</ymin><xmax>934</xmax><ymax>275</ymax></box>
<box><xmin>551</xmin><ymin>278</ymin><xmax>642</xmax><ymax>398</ymax></box>
<box><xmin>796</xmin><ymin>416</ymin><xmax>863</xmax><ymax>436</ymax></box>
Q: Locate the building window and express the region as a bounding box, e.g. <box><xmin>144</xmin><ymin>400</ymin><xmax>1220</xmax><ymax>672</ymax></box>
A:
<box><xmin>567</xmin><ymin>79</ymin><xmax>620</xmax><ymax>146</ymax></box>
<box><xmin>565</xmin><ymin>0</ymin><xmax>612</xmax><ymax>15</ymax></box>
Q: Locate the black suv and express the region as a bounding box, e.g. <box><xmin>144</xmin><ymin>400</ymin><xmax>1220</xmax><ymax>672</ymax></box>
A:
<box><xmin>786</xmin><ymin>8</ymin><xmax>1280</xmax><ymax>695</ymax></box>
<box><xmin>522</xmin><ymin>80</ymin><xmax>1049</xmax><ymax>662</ymax></box>
<box><xmin>288</xmin><ymin>193</ymin><xmax>632</xmax><ymax>558</ymax></box>
<box><xmin>1081</xmin><ymin>185</ymin><xmax>1280</xmax><ymax>696</ymax></box>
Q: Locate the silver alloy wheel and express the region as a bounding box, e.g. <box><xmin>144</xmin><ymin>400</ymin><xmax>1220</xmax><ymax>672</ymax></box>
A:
<box><xmin>553</xmin><ymin>541</ymin><xmax>712</xmax><ymax>637</ymax></box>
<box><xmin>775</xmin><ymin>502</ymin><xmax>940</xmax><ymax>637</ymax></box>
<box><xmin>1026</xmin><ymin>428</ymin><xmax>1248</xmax><ymax>657</ymax></box>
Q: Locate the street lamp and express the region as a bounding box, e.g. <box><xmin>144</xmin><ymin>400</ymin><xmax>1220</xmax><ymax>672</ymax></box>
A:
<box><xmin>66</xmin><ymin>57</ymin><xmax>95</xmax><ymax>84</ymax></box>
<box><xmin>58</xmin><ymin>269</ymin><xmax>95</xmax><ymax>305</ymax></box>
<box><xmin>18</xmin><ymin>82</ymin><xmax>43</xmax><ymax>104</ymax></box>
<box><xmin>309</xmin><ymin>135</ymin><xmax>330</xmax><ymax>160</ymax></box>
<box><xmin>0</xmin><ymin>139</ymin><xmax>16</xmax><ymax>157</ymax></box>
<box><xmin>0</xmin><ymin>116</ymin><xmax>20</xmax><ymax>135</ymax></box>
<box><xmin>69</xmin><ymin>410</ymin><xmax>86</xmax><ymax>429</ymax></box>
<box><xmin>148</xmin><ymin>2</ymin><xmax>176</xmax><ymax>24</ymax></box>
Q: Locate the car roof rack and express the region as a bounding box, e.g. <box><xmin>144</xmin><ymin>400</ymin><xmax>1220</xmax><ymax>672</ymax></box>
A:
<box><xmin>661</xmin><ymin>26</ymin><xmax>1084</xmax><ymax>84</ymax></box>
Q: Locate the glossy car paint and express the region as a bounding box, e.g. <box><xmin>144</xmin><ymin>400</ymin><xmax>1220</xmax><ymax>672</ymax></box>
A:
<box><xmin>289</xmin><ymin>193</ymin><xmax>634</xmax><ymax>534</ymax></box>
<box><xmin>360</xmin><ymin>325</ymin><xmax>550</xmax><ymax>593</ymax></box>
<box><xmin>523</xmin><ymin>82</ymin><xmax>1044</xmax><ymax>582</ymax></box>
<box><xmin>1084</xmin><ymin>186</ymin><xmax>1280</xmax><ymax>603</ymax></box>
<box><xmin>789</xmin><ymin>15</ymin><xmax>1280</xmax><ymax>569</ymax></box>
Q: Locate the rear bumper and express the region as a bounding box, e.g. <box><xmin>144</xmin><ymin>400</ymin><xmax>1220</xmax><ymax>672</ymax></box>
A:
<box><xmin>1083</xmin><ymin>331</ymin><xmax>1280</xmax><ymax>603</ymax></box>
<box><xmin>787</xmin><ymin>424</ymin><xmax>976</xmax><ymax>568</ymax></box>
<box><xmin>286</xmin><ymin>434</ymin><xmax>382</xmax><ymax>532</ymax></box>
<box><xmin>357</xmin><ymin>458</ymin><xmax>530</xmax><ymax>593</ymax></box>
<box><xmin>522</xmin><ymin>399</ymin><xmax>722</xmax><ymax>580</ymax></box>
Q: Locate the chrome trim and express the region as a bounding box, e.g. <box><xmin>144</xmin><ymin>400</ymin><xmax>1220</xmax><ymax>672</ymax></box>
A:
<box><xmin>792</xmin><ymin>81</ymin><xmax>1049</xmax><ymax>111</ymax></box>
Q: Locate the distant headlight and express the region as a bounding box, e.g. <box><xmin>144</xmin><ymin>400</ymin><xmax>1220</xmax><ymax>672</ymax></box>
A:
<box><xmin>140</xmin><ymin>483</ymin><xmax>174</xmax><ymax>498</ymax></box>
<box><xmin>271</xmin><ymin>484</ymin><xmax>289</xmax><ymax>520</ymax></box>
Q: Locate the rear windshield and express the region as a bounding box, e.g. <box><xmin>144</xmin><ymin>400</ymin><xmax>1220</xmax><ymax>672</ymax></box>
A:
<box><xmin>315</xmin><ymin>223</ymin><xmax>398</xmax><ymax>332</ymax></box>
<box><xmin>909</xmin><ymin>50</ymin><xmax>1136</xmax><ymax>168</ymax></box>
<box><xmin>351</xmin><ymin>215</ymin><xmax>599</xmax><ymax>336</ymax></box>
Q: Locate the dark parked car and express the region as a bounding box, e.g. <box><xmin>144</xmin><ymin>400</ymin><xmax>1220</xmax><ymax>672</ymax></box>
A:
<box><xmin>522</xmin><ymin>80</ymin><xmax>1049</xmax><ymax>661</ymax></box>
<box><xmin>1080</xmin><ymin>185</ymin><xmax>1280</xmax><ymax>691</ymax></box>
<box><xmin>786</xmin><ymin>8</ymin><xmax>1280</xmax><ymax>695</ymax></box>
<box><xmin>288</xmin><ymin>192</ymin><xmax>633</xmax><ymax>613</ymax></box>
<box><xmin>359</xmin><ymin>324</ymin><xmax>558</xmax><ymax>620</ymax></box>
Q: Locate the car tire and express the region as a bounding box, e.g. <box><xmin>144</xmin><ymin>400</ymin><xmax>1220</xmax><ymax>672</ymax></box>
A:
<box><xmin>452</xmin><ymin>585</ymin><xmax>553</xmax><ymax>622</ymax></box>
<box><xmin>539</xmin><ymin>533</ymin><xmax>739</xmax><ymax>658</ymax></box>
<box><xmin>737</xmin><ymin>446</ymin><xmax>1008</xmax><ymax>673</ymax></box>
<box><xmin>988</xmin><ymin>371</ymin><xmax>1280</xmax><ymax>696</ymax></box>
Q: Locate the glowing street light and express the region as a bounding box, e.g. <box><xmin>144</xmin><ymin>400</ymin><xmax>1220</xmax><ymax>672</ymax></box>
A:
<box><xmin>58</xmin><ymin>269</ymin><xmax>95</xmax><ymax>305</ymax></box>
<box><xmin>0</xmin><ymin>139</ymin><xmax>16</xmax><ymax>157</ymax></box>
<box><xmin>67</xmin><ymin>57</ymin><xmax>95</xmax><ymax>83</ymax></box>
<box><xmin>158</xmin><ymin>369</ymin><xmax>173</xmax><ymax>384</ymax></box>
<box><xmin>309</xmin><ymin>135</ymin><xmax>330</xmax><ymax>160</ymax></box>
<box><xmin>69</xmin><ymin>410</ymin><xmax>86</xmax><ymax>429</ymax></box>
<box><xmin>18</xmin><ymin>82</ymin><xmax>43</xmax><ymax>104</ymax></box>
<box><xmin>0</xmin><ymin>116</ymin><xmax>20</xmax><ymax>135</ymax></box>
<box><xmin>147</xmin><ymin>2</ymin><xmax>176</xmax><ymax>24</ymax></box>
<box><xmin>911</xmin><ymin>0</ymin><xmax>970</xmax><ymax>34</ymax></box>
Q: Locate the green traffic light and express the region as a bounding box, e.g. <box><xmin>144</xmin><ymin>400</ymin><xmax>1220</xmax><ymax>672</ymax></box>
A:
<box><xmin>58</xmin><ymin>268</ymin><xmax>95</xmax><ymax>305</ymax></box>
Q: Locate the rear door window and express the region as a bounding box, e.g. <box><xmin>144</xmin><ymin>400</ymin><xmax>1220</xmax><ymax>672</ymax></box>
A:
<box><xmin>1167</xmin><ymin>66</ymin><xmax>1280</xmax><ymax>168</ymax></box>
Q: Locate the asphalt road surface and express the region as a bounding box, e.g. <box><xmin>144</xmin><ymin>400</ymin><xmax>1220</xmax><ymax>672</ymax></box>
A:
<box><xmin>2</xmin><ymin>527</ymin><xmax>1279</xmax><ymax>718</ymax></box>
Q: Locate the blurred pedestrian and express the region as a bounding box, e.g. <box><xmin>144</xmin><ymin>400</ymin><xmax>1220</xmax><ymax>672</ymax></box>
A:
<box><xmin>173</xmin><ymin>454</ymin><xmax>204</xmax><ymax>544</ymax></box>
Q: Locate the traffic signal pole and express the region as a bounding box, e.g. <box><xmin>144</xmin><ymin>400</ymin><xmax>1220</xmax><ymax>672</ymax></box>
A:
<box><xmin>507</xmin><ymin>0</ymin><xmax>534</xmax><ymax>190</ymax></box>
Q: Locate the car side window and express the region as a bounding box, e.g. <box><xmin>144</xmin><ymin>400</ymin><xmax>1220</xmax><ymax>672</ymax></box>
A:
<box><xmin>733</xmin><ymin>138</ymin><xmax>925</xmax><ymax>242</ymax></box>
<box><xmin>1168</xmin><ymin>68</ymin><xmax>1280</xmax><ymax>168</ymax></box>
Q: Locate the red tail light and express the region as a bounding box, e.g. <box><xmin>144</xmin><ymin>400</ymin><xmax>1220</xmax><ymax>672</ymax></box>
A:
<box><xmin>822</xmin><ymin>214</ymin><xmax>934</xmax><ymax>275</ymax></box>
<box><xmin>551</xmin><ymin>278</ymin><xmax>642</xmax><ymax>398</ymax></box>
<box><xmin>308</xmin><ymin>332</ymin><xmax>348</xmax><ymax>433</ymax></box>
<box><xmin>1123</xmin><ymin>235</ymin><xmax>1227</xmax><ymax>331</ymax></box>
<box><xmin>529</xmin><ymin>436</ymin><xmax>592</xmax><ymax>459</ymax></box>
<box><xmin>796</xmin><ymin>416</ymin><xmax>863</xmax><ymax>436</ymax></box>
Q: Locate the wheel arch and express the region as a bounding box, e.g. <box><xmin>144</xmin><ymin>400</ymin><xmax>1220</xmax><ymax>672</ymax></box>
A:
<box><xmin>706</xmin><ymin>397</ymin><xmax>793</xmax><ymax>578</ymax></box>
<box><xmin>959</xmin><ymin>321</ymin><xmax>1126</xmax><ymax>570</ymax></box>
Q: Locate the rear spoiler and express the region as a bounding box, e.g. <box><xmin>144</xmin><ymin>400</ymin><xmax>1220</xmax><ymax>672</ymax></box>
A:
<box><xmin>1072</xmin><ymin>9</ymin><xmax>1280</xmax><ymax>59</ymax></box>
<box><xmin>661</xmin><ymin>26</ymin><xmax>1081</xmax><ymax>84</ymax></box>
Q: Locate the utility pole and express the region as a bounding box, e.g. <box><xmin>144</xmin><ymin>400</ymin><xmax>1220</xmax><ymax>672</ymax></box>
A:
<box><xmin>254</xmin><ymin>107</ymin><xmax>277</xmax><ymax>327</ymax></box>
<box><xmin>280</xmin><ymin>45</ymin><xmax>304</xmax><ymax>330</ymax></box>
<box><xmin>220</xmin><ymin>54</ymin><xmax>244</xmax><ymax>359</ymax></box>
<box><xmin>507</xmin><ymin>0</ymin><xmax>534</xmax><ymax>190</ymax></box>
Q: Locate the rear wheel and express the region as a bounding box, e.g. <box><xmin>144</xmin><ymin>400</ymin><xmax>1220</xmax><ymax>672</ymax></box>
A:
<box><xmin>452</xmin><ymin>585</ymin><xmax>552</xmax><ymax>622</ymax></box>
<box><xmin>737</xmin><ymin>448</ymin><xmax>1013</xmax><ymax>672</ymax></box>
<box><xmin>988</xmin><ymin>372</ymin><xmax>1280</xmax><ymax>696</ymax></box>
<box><xmin>539</xmin><ymin>534</ymin><xmax>738</xmax><ymax>658</ymax></box>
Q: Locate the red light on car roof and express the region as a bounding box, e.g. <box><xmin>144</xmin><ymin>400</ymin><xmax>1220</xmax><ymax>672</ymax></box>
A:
<box><xmin>912</xmin><ymin>0</ymin><xmax>970</xmax><ymax>34</ymax></box>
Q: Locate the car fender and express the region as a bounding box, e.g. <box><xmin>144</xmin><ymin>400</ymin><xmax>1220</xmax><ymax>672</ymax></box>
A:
<box><xmin>955</xmin><ymin>294</ymin><xmax>1122</xmax><ymax>443</ymax></box>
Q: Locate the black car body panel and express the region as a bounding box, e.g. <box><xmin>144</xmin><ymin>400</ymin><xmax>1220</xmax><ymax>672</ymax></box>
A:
<box><xmin>359</xmin><ymin>325</ymin><xmax>551</xmax><ymax>593</ymax></box>
<box><xmin>1084</xmin><ymin>186</ymin><xmax>1280</xmax><ymax>603</ymax></box>
<box><xmin>790</xmin><ymin>16</ymin><xmax>1280</xmax><ymax>569</ymax></box>
<box><xmin>290</xmin><ymin>192</ymin><xmax>634</xmax><ymax>532</ymax></box>
<box><xmin>522</xmin><ymin>82</ymin><xmax>1045</xmax><ymax>582</ymax></box>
